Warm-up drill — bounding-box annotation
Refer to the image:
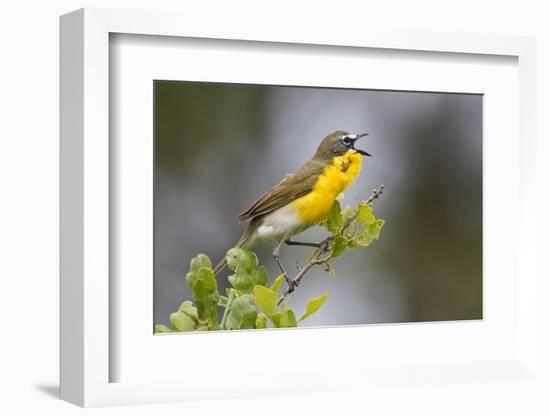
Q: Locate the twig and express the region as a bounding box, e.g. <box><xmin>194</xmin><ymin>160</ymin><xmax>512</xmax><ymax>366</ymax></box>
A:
<box><xmin>277</xmin><ymin>184</ymin><xmax>384</xmax><ymax>306</ymax></box>
<box><xmin>364</xmin><ymin>184</ymin><xmax>385</xmax><ymax>205</ymax></box>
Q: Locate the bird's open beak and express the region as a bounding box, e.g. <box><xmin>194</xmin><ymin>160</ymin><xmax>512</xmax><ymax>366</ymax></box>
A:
<box><xmin>352</xmin><ymin>133</ymin><xmax>372</xmax><ymax>157</ymax></box>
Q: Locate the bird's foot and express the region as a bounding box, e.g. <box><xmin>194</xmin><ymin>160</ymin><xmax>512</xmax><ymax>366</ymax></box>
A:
<box><xmin>284</xmin><ymin>274</ymin><xmax>298</xmax><ymax>290</ymax></box>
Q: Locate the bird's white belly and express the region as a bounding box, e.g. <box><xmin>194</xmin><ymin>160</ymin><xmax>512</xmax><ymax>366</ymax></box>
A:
<box><xmin>251</xmin><ymin>205</ymin><xmax>308</xmax><ymax>245</ymax></box>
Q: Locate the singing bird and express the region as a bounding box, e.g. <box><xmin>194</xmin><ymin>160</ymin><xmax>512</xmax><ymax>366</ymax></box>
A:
<box><xmin>214</xmin><ymin>130</ymin><xmax>371</xmax><ymax>279</ymax></box>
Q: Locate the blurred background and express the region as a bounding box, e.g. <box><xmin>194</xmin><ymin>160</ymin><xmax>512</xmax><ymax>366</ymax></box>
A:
<box><xmin>154</xmin><ymin>81</ymin><xmax>482</xmax><ymax>328</ymax></box>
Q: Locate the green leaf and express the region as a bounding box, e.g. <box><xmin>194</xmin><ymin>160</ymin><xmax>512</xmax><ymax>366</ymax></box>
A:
<box><xmin>272</xmin><ymin>308</ymin><xmax>297</xmax><ymax>328</ymax></box>
<box><xmin>331</xmin><ymin>236</ymin><xmax>348</xmax><ymax>258</ymax></box>
<box><xmin>226</xmin><ymin>247</ymin><xmax>258</xmax><ymax>272</ymax></box>
<box><xmin>254</xmin><ymin>266</ymin><xmax>269</xmax><ymax>287</ymax></box>
<box><xmin>253</xmin><ymin>285</ymin><xmax>278</xmax><ymax>319</ymax></box>
<box><xmin>356</xmin><ymin>203</ymin><xmax>375</xmax><ymax>224</ymax></box>
<box><xmin>224</xmin><ymin>294</ymin><xmax>258</xmax><ymax>330</ymax></box>
<box><xmin>177</xmin><ymin>300</ymin><xmax>198</xmax><ymax>320</ymax></box>
<box><xmin>355</xmin><ymin>206</ymin><xmax>385</xmax><ymax>246</ymax></box>
<box><xmin>185</xmin><ymin>257</ymin><xmax>219</xmax><ymax>328</ymax></box>
<box><xmin>356</xmin><ymin>232</ymin><xmax>374</xmax><ymax>247</ymax></box>
<box><xmin>170</xmin><ymin>311</ymin><xmax>196</xmax><ymax>332</ymax></box>
<box><xmin>188</xmin><ymin>267</ymin><xmax>219</xmax><ymax>329</ymax></box>
<box><xmin>280</xmin><ymin>308</ymin><xmax>297</xmax><ymax>327</ymax></box>
<box><xmin>256</xmin><ymin>313</ymin><xmax>267</xmax><ymax>329</ymax></box>
<box><xmin>299</xmin><ymin>292</ymin><xmax>329</xmax><ymax>321</ymax></box>
<box><xmin>367</xmin><ymin>219</ymin><xmax>385</xmax><ymax>240</ymax></box>
<box><xmin>186</xmin><ymin>254</ymin><xmax>213</xmax><ymax>287</ymax></box>
<box><xmin>341</xmin><ymin>205</ymin><xmax>354</xmax><ymax>221</ymax></box>
<box><xmin>347</xmin><ymin>239</ymin><xmax>359</xmax><ymax>249</ymax></box>
<box><xmin>226</xmin><ymin>248</ymin><xmax>269</xmax><ymax>293</ymax></box>
<box><xmin>270</xmin><ymin>273</ymin><xmax>285</xmax><ymax>293</ymax></box>
<box><xmin>325</xmin><ymin>201</ymin><xmax>343</xmax><ymax>235</ymax></box>
<box><xmin>154</xmin><ymin>324</ymin><xmax>172</xmax><ymax>334</ymax></box>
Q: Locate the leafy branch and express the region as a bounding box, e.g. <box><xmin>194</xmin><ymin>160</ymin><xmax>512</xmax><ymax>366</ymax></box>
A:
<box><xmin>154</xmin><ymin>185</ymin><xmax>385</xmax><ymax>333</ymax></box>
<box><xmin>278</xmin><ymin>184</ymin><xmax>384</xmax><ymax>305</ymax></box>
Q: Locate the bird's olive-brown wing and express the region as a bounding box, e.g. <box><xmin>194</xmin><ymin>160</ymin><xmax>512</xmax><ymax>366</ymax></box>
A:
<box><xmin>237</xmin><ymin>159</ymin><xmax>325</xmax><ymax>223</ymax></box>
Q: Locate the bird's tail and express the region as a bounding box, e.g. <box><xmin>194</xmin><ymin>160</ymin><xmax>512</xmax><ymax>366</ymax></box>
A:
<box><xmin>213</xmin><ymin>225</ymin><xmax>255</xmax><ymax>275</ymax></box>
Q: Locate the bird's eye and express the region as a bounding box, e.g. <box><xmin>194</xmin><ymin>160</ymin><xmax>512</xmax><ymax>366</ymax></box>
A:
<box><xmin>342</xmin><ymin>137</ymin><xmax>352</xmax><ymax>146</ymax></box>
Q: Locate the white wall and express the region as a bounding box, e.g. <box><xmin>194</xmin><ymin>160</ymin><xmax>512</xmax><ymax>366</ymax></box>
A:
<box><xmin>1</xmin><ymin>0</ymin><xmax>548</xmax><ymax>414</ymax></box>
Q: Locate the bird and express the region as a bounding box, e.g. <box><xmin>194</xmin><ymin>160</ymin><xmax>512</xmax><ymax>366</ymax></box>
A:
<box><xmin>213</xmin><ymin>130</ymin><xmax>371</xmax><ymax>282</ymax></box>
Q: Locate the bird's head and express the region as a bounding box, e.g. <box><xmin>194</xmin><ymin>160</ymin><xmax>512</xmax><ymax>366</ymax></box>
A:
<box><xmin>314</xmin><ymin>130</ymin><xmax>371</xmax><ymax>160</ymax></box>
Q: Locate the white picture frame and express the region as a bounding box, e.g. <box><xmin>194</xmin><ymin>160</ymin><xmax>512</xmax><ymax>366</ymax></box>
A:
<box><xmin>60</xmin><ymin>7</ymin><xmax>538</xmax><ymax>407</ymax></box>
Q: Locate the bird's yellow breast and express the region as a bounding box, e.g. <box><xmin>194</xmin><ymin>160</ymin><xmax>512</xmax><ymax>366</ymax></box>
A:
<box><xmin>291</xmin><ymin>151</ymin><xmax>363</xmax><ymax>224</ymax></box>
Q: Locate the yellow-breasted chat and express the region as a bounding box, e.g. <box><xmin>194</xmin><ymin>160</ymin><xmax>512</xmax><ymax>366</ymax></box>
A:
<box><xmin>214</xmin><ymin>130</ymin><xmax>371</xmax><ymax>283</ymax></box>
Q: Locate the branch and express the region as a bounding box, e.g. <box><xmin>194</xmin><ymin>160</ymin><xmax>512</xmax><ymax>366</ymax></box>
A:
<box><xmin>277</xmin><ymin>184</ymin><xmax>384</xmax><ymax>306</ymax></box>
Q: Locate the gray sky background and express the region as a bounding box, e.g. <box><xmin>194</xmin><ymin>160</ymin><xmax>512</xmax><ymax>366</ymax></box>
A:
<box><xmin>154</xmin><ymin>81</ymin><xmax>482</xmax><ymax>328</ymax></box>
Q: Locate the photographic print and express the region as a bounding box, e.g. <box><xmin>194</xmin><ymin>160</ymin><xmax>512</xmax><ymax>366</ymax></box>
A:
<box><xmin>153</xmin><ymin>81</ymin><xmax>482</xmax><ymax>333</ymax></box>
